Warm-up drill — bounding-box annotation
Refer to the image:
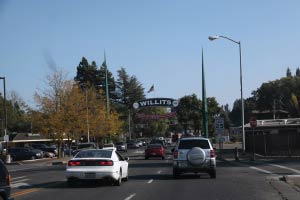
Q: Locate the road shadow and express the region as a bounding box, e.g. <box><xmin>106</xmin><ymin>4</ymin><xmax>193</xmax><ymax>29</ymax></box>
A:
<box><xmin>129</xmin><ymin>162</ymin><xmax>172</xmax><ymax>169</ymax></box>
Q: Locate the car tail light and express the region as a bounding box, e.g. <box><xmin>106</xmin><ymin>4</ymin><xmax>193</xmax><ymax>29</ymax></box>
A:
<box><xmin>210</xmin><ymin>149</ymin><xmax>215</xmax><ymax>158</ymax></box>
<box><xmin>173</xmin><ymin>150</ymin><xmax>179</xmax><ymax>159</ymax></box>
<box><xmin>99</xmin><ymin>160</ymin><xmax>114</xmax><ymax>166</ymax></box>
<box><xmin>68</xmin><ymin>161</ymin><xmax>81</xmax><ymax>166</ymax></box>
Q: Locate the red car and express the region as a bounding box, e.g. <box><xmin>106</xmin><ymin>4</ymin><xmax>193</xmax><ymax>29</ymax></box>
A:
<box><xmin>145</xmin><ymin>144</ymin><xmax>165</xmax><ymax>160</ymax></box>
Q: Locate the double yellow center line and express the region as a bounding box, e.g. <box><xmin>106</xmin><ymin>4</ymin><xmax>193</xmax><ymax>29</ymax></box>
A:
<box><xmin>12</xmin><ymin>188</ymin><xmax>42</xmax><ymax>198</ymax></box>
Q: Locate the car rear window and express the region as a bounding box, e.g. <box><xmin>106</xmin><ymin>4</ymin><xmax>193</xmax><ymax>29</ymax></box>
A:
<box><xmin>178</xmin><ymin>140</ymin><xmax>210</xmax><ymax>149</ymax></box>
<box><xmin>147</xmin><ymin>144</ymin><xmax>162</xmax><ymax>148</ymax></box>
<box><xmin>75</xmin><ymin>150</ymin><xmax>112</xmax><ymax>158</ymax></box>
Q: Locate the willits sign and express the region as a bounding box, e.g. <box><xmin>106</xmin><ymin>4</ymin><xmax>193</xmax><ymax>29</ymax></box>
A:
<box><xmin>133</xmin><ymin>98</ymin><xmax>179</xmax><ymax>109</ymax></box>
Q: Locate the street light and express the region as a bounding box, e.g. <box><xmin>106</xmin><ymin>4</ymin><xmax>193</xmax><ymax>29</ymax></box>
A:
<box><xmin>208</xmin><ymin>35</ymin><xmax>245</xmax><ymax>151</ymax></box>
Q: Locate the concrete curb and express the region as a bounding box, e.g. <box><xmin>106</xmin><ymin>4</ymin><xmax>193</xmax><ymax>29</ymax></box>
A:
<box><xmin>282</xmin><ymin>175</ymin><xmax>300</xmax><ymax>186</ymax></box>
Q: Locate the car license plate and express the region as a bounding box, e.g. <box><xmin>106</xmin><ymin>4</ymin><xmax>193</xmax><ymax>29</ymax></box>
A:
<box><xmin>85</xmin><ymin>172</ymin><xmax>96</xmax><ymax>179</ymax></box>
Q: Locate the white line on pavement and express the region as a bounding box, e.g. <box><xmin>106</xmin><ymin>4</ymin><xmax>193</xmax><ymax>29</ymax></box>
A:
<box><xmin>157</xmin><ymin>170</ymin><xmax>162</xmax><ymax>174</ymax></box>
<box><xmin>12</xmin><ymin>179</ymin><xmax>30</xmax><ymax>184</ymax></box>
<box><xmin>269</xmin><ymin>164</ymin><xmax>300</xmax><ymax>174</ymax></box>
<box><xmin>124</xmin><ymin>193</ymin><xmax>136</xmax><ymax>200</ymax></box>
<box><xmin>11</xmin><ymin>182</ymin><xmax>31</xmax><ymax>188</ymax></box>
<box><xmin>12</xmin><ymin>176</ymin><xmax>26</xmax><ymax>180</ymax></box>
<box><xmin>147</xmin><ymin>179</ymin><xmax>154</xmax><ymax>184</ymax></box>
<box><xmin>249</xmin><ymin>166</ymin><xmax>272</xmax><ymax>174</ymax></box>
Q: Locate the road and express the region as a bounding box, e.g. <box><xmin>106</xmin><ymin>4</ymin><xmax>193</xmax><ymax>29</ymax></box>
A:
<box><xmin>7</xmin><ymin>147</ymin><xmax>300</xmax><ymax>200</ymax></box>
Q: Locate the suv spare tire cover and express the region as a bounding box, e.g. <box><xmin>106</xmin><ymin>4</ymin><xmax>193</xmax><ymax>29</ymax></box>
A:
<box><xmin>187</xmin><ymin>147</ymin><xmax>206</xmax><ymax>166</ymax></box>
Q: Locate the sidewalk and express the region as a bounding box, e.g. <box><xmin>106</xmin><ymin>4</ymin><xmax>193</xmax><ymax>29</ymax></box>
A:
<box><xmin>215</xmin><ymin>142</ymin><xmax>300</xmax><ymax>200</ymax></box>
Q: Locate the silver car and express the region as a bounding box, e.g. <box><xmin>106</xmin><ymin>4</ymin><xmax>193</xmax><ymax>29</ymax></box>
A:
<box><xmin>172</xmin><ymin>137</ymin><xmax>216</xmax><ymax>178</ymax></box>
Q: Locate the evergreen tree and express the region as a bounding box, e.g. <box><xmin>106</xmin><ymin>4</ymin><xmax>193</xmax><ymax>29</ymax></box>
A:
<box><xmin>286</xmin><ymin>67</ymin><xmax>292</xmax><ymax>77</ymax></box>
<box><xmin>296</xmin><ymin>68</ymin><xmax>300</xmax><ymax>77</ymax></box>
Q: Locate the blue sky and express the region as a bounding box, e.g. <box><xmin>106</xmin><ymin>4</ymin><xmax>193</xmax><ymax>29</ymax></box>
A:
<box><xmin>1</xmin><ymin>0</ymin><xmax>300</xmax><ymax>109</ymax></box>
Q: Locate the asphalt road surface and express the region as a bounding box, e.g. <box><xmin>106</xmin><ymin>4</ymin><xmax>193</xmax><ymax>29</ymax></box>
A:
<box><xmin>7</xmin><ymin>147</ymin><xmax>300</xmax><ymax>200</ymax></box>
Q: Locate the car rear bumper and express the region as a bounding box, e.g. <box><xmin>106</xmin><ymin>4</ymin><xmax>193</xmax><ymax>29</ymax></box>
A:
<box><xmin>173</xmin><ymin>159</ymin><xmax>216</xmax><ymax>171</ymax></box>
<box><xmin>66</xmin><ymin>171</ymin><xmax>120</xmax><ymax>181</ymax></box>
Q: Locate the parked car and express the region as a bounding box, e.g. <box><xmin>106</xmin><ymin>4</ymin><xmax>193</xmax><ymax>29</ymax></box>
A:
<box><xmin>71</xmin><ymin>143</ymin><xmax>97</xmax><ymax>156</ymax></box>
<box><xmin>0</xmin><ymin>159</ymin><xmax>13</xmax><ymax>200</ymax></box>
<box><xmin>66</xmin><ymin>149</ymin><xmax>129</xmax><ymax>186</ymax></box>
<box><xmin>145</xmin><ymin>144</ymin><xmax>165</xmax><ymax>160</ymax></box>
<box><xmin>31</xmin><ymin>143</ymin><xmax>58</xmax><ymax>156</ymax></box>
<box><xmin>172</xmin><ymin>137</ymin><xmax>216</xmax><ymax>179</ymax></box>
<box><xmin>116</xmin><ymin>142</ymin><xmax>127</xmax><ymax>152</ymax></box>
<box><xmin>8</xmin><ymin>147</ymin><xmax>43</xmax><ymax>161</ymax></box>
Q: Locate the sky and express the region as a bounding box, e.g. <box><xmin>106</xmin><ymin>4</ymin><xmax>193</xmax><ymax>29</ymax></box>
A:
<box><xmin>1</xmin><ymin>0</ymin><xmax>300</xmax><ymax>110</ymax></box>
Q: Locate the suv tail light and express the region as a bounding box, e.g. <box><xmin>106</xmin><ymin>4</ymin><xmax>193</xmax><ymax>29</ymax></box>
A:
<box><xmin>173</xmin><ymin>150</ymin><xmax>179</xmax><ymax>159</ymax></box>
<box><xmin>210</xmin><ymin>149</ymin><xmax>215</xmax><ymax>158</ymax></box>
<box><xmin>68</xmin><ymin>161</ymin><xmax>81</xmax><ymax>166</ymax></box>
<box><xmin>99</xmin><ymin>160</ymin><xmax>114</xmax><ymax>166</ymax></box>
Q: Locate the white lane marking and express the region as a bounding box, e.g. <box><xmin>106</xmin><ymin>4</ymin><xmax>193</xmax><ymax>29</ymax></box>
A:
<box><xmin>11</xmin><ymin>182</ymin><xmax>31</xmax><ymax>188</ymax></box>
<box><xmin>133</xmin><ymin>150</ymin><xmax>144</xmax><ymax>154</ymax></box>
<box><xmin>124</xmin><ymin>193</ymin><xmax>136</xmax><ymax>200</ymax></box>
<box><xmin>157</xmin><ymin>170</ymin><xmax>162</xmax><ymax>174</ymax></box>
<box><xmin>269</xmin><ymin>164</ymin><xmax>300</xmax><ymax>174</ymax></box>
<box><xmin>12</xmin><ymin>179</ymin><xmax>30</xmax><ymax>184</ymax></box>
<box><xmin>12</xmin><ymin>176</ymin><xmax>26</xmax><ymax>180</ymax></box>
<box><xmin>147</xmin><ymin>179</ymin><xmax>154</xmax><ymax>184</ymax></box>
<box><xmin>249</xmin><ymin>166</ymin><xmax>272</xmax><ymax>174</ymax></box>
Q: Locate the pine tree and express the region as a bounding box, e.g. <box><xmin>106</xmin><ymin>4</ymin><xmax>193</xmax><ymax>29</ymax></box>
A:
<box><xmin>286</xmin><ymin>67</ymin><xmax>292</xmax><ymax>77</ymax></box>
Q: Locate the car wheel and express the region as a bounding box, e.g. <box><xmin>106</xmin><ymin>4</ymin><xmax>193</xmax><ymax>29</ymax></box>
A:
<box><xmin>123</xmin><ymin>170</ymin><xmax>129</xmax><ymax>182</ymax></box>
<box><xmin>187</xmin><ymin>147</ymin><xmax>205</xmax><ymax>166</ymax></box>
<box><xmin>209</xmin><ymin>169</ymin><xmax>216</xmax><ymax>179</ymax></box>
<box><xmin>162</xmin><ymin>156</ymin><xmax>165</xmax><ymax>160</ymax></box>
<box><xmin>173</xmin><ymin>168</ymin><xmax>179</xmax><ymax>179</ymax></box>
<box><xmin>114</xmin><ymin>169</ymin><xmax>122</xmax><ymax>186</ymax></box>
<box><xmin>145</xmin><ymin>157</ymin><xmax>148</xmax><ymax>160</ymax></box>
<box><xmin>30</xmin><ymin>156</ymin><xmax>36</xmax><ymax>160</ymax></box>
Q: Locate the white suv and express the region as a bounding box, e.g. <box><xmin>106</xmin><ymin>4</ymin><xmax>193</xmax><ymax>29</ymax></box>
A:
<box><xmin>172</xmin><ymin>137</ymin><xmax>216</xmax><ymax>178</ymax></box>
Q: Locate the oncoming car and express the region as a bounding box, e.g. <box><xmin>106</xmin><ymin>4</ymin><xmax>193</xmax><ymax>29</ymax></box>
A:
<box><xmin>66</xmin><ymin>149</ymin><xmax>129</xmax><ymax>186</ymax></box>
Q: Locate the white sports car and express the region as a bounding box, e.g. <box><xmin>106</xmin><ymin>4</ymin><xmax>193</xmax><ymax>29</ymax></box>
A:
<box><xmin>66</xmin><ymin>149</ymin><xmax>129</xmax><ymax>186</ymax></box>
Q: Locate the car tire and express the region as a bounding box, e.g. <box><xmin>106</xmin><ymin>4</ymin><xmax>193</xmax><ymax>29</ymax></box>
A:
<box><xmin>173</xmin><ymin>168</ymin><xmax>179</xmax><ymax>179</ymax></box>
<box><xmin>114</xmin><ymin>169</ymin><xmax>122</xmax><ymax>186</ymax></box>
<box><xmin>30</xmin><ymin>156</ymin><xmax>36</xmax><ymax>160</ymax></box>
<box><xmin>145</xmin><ymin>157</ymin><xmax>148</xmax><ymax>160</ymax></box>
<box><xmin>162</xmin><ymin>156</ymin><xmax>165</xmax><ymax>160</ymax></box>
<box><xmin>187</xmin><ymin>147</ymin><xmax>205</xmax><ymax>166</ymax></box>
<box><xmin>123</xmin><ymin>170</ymin><xmax>129</xmax><ymax>182</ymax></box>
<box><xmin>209</xmin><ymin>169</ymin><xmax>216</xmax><ymax>179</ymax></box>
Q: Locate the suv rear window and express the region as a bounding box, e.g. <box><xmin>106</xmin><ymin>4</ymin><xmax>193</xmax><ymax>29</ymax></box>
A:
<box><xmin>178</xmin><ymin>140</ymin><xmax>210</xmax><ymax>149</ymax></box>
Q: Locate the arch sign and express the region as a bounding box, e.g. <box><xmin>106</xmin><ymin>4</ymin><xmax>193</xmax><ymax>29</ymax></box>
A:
<box><xmin>133</xmin><ymin>98</ymin><xmax>178</xmax><ymax>120</ymax></box>
<box><xmin>133</xmin><ymin>98</ymin><xmax>178</xmax><ymax>109</ymax></box>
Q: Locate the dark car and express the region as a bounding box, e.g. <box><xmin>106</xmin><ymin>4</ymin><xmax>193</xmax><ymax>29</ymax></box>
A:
<box><xmin>31</xmin><ymin>144</ymin><xmax>58</xmax><ymax>156</ymax></box>
<box><xmin>145</xmin><ymin>144</ymin><xmax>165</xmax><ymax>160</ymax></box>
<box><xmin>71</xmin><ymin>143</ymin><xmax>97</xmax><ymax>156</ymax></box>
<box><xmin>0</xmin><ymin>159</ymin><xmax>13</xmax><ymax>200</ymax></box>
<box><xmin>8</xmin><ymin>147</ymin><xmax>43</xmax><ymax>161</ymax></box>
<box><xmin>116</xmin><ymin>142</ymin><xmax>127</xmax><ymax>152</ymax></box>
<box><xmin>127</xmin><ymin>142</ymin><xmax>139</xmax><ymax>149</ymax></box>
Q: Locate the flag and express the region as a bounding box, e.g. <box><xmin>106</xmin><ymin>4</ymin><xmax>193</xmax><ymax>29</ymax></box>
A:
<box><xmin>147</xmin><ymin>85</ymin><xmax>154</xmax><ymax>93</ymax></box>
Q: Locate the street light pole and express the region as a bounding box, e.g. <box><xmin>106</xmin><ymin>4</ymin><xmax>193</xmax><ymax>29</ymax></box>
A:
<box><xmin>0</xmin><ymin>77</ymin><xmax>7</xmax><ymax>137</ymax></box>
<box><xmin>208</xmin><ymin>35</ymin><xmax>245</xmax><ymax>151</ymax></box>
